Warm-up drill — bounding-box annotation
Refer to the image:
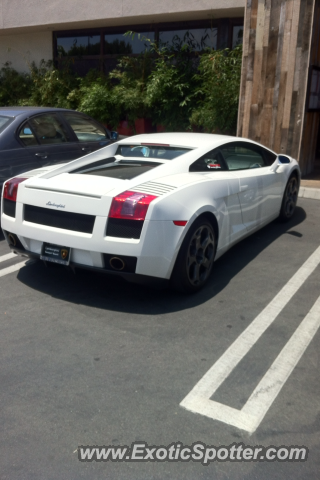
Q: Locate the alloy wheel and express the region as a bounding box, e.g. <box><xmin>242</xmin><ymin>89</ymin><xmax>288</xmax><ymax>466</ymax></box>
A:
<box><xmin>186</xmin><ymin>224</ymin><xmax>215</xmax><ymax>287</ymax></box>
<box><xmin>284</xmin><ymin>177</ymin><xmax>298</xmax><ymax>218</ymax></box>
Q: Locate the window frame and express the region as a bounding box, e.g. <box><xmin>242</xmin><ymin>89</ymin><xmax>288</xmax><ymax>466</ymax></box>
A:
<box><xmin>53</xmin><ymin>18</ymin><xmax>244</xmax><ymax>73</ymax></box>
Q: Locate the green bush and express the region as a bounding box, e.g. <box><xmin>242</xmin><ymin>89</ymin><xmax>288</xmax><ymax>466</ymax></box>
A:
<box><xmin>0</xmin><ymin>40</ymin><xmax>243</xmax><ymax>133</ymax></box>
<box><xmin>145</xmin><ymin>43</ymin><xmax>198</xmax><ymax>131</ymax></box>
<box><xmin>190</xmin><ymin>45</ymin><xmax>242</xmax><ymax>134</ymax></box>
<box><xmin>0</xmin><ymin>62</ymin><xmax>33</xmax><ymax>106</ymax></box>
<box><xmin>27</xmin><ymin>59</ymin><xmax>79</xmax><ymax>108</ymax></box>
<box><xmin>77</xmin><ymin>80</ymin><xmax>121</xmax><ymax>128</ymax></box>
<box><xmin>108</xmin><ymin>37</ymin><xmax>154</xmax><ymax>128</ymax></box>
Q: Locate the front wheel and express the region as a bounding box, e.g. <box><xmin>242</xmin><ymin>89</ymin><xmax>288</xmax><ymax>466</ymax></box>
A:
<box><xmin>279</xmin><ymin>175</ymin><xmax>299</xmax><ymax>221</ymax></box>
<box><xmin>171</xmin><ymin>217</ymin><xmax>216</xmax><ymax>293</ymax></box>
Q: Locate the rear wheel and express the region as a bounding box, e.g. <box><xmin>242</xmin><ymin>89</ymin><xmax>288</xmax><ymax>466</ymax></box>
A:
<box><xmin>171</xmin><ymin>217</ymin><xmax>216</xmax><ymax>293</ymax></box>
<box><xmin>279</xmin><ymin>175</ymin><xmax>299</xmax><ymax>221</ymax></box>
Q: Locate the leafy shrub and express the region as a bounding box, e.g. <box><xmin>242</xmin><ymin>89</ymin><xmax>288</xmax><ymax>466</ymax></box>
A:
<box><xmin>145</xmin><ymin>48</ymin><xmax>198</xmax><ymax>131</ymax></box>
<box><xmin>190</xmin><ymin>45</ymin><xmax>242</xmax><ymax>134</ymax></box>
<box><xmin>77</xmin><ymin>79</ymin><xmax>121</xmax><ymax>128</ymax></box>
<box><xmin>27</xmin><ymin>59</ymin><xmax>79</xmax><ymax>108</ymax></box>
<box><xmin>108</xmin><ymin>37</ymin><xmax>154</xmax><ymax>128</ymax></box>
<box><xmin>0</xmin><ymin>62</ymin><xmax>33</xmax><ymax>106</ymax></box>
<box><xmin>0</xmin><ymin>40</ymin><xmax>243</xmax><ymax>134</ymax></box>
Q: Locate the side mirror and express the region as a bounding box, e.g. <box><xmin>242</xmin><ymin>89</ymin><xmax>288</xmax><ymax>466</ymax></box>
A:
<box><xmin>111</xmin><ymin>131</ymin><xmax>118</xmax><ymax>140</ymax></box>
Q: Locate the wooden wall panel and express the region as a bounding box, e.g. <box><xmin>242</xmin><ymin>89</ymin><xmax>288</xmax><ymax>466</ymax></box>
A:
<box><xmin>300</xmin><ymin>0</ymin><xmax>320</xmax><ymax>174</ymax></box>
<box><xmin>238</xmin><ymin>0</ymin><xmax>316</xmax><ymax>175</ymax></box>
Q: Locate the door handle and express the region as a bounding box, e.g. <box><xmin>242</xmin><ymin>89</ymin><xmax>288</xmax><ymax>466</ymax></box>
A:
<box><xmin>81</xmin><ymin>147</ymin><xmax>91</xmax><ymax>152</ymax></box>
<box><xmin>35</xmin><ymin>153</ymin><xmax>48</xmax><ymax>159</ymax></box>
<box><xmin>240</xmin><ymin>185</ymin><xmax>248</xmax><ymax>191</ymax></box>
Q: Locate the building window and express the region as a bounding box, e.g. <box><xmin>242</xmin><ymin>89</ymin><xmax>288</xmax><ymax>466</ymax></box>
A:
<box><xmin>159</xmin><ymin>28</ymin><xmax>217</xmax><ymax>51</ymax></box>
<box><xmin>104</xmin><ymin>32</ymin><xmax>155</xmax><ymax>55</ymax></box>
<box><xmin>54</xmin><ymin>19</ymin><xmax>243</xmax><ymax>76</ymax></box>
<box><xmin>232</xmin><ymin>26</ymin><xmax>243</xmax><ymax>48</ymax></box>
<box><xmin>57</xmin><ymin>35</ymin><xmax>101</xmax><ymax>56</ymax></box>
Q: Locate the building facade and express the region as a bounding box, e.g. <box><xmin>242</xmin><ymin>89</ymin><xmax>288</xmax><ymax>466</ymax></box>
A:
<box><xmin>0</xmin><ymin>0</ymin><xmax>244</xmax><ymax>72</ymax></box>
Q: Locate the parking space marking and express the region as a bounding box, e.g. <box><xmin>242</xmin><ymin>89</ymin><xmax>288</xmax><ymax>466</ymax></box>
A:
<box><xmin>241</xmin><ymin>294</ymin><xmax>320</xmax><ymax>429</ymax></box>
<box><xmin>0</xmin><ymin>252</ymin><xmax>17</xmax><ymax>263</ymax></box>
<box><xmin>180</xmin><ymin>246</ymin><xmax>320</xmax><ymax>433</ymax></box>
<box><xmin>0</xmin><ymin>260</ymin><xmax>30</xmax><ymax>278</ymax></box>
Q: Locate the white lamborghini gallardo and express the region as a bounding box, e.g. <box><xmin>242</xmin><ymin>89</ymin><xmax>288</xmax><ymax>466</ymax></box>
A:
<box><xmin>1</xmin><ymin>133</ymin><xmax>300</xmax><ymax>292</ymax></box>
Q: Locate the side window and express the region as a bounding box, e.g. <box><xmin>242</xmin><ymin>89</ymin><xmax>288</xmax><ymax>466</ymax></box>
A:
<box><xmin>29</xmin><ymin>114</ymin><xmax>69</xmax><ymax>145</ymax></box>
<box><xmin>18</xmin><ymin>122</ymin><xmax>38</xmax><ymax>147</ymax></box>
<box><xmin>190</xmin><ymin>149</ymin><xmax>226</xmax><ymax>172</ymax></box>
<box><xmin>62</xmin><ymin>114</ymin><xmax>108</xmax><ymax>142</ymax></box>
<box><xmin>263</xmin><ymin>148</ymin><xmax>277</xmax><ymax>165</ymax></box>
<box><xmin>220</xmin><ymin>142</ymin><xmax>267</xmax><ymax>170</ymax></box>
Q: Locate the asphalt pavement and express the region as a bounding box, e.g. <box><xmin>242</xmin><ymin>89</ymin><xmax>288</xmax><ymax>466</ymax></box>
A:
<box><xmin>0</xmin><ymin>197</ymin><xmax>319</xmax><ymax>480</ymax></box>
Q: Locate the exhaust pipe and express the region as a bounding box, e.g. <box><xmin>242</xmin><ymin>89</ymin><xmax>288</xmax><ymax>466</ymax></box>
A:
<box><xmin>8</xmin><ymin>233</ymin><xmax>17</xmax><ymax>247</ymax></box>
<box><xmin>109</xmin><ymin>256</ymin><xmax>125</xmax><ymax>271</ymax></box>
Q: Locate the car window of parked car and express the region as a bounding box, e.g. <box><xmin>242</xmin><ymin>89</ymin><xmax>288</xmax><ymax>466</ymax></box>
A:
<box><xmin>189</xmin><ymin>149</ymin><xmax>226</xmax><ymax>172</ymax></box>
<box><xmin>28</xmin><ymin>114</ymin><xmax>69</xmax><ymax>145</ymax></box>
<box><xmin>116</xmin><ymin>145</ymin><xmax>191</xmax><ymax>160</ymax></box>
<box><xmin>0</xmin><ymin>115</ymin><xmax>13</xmax><ymax>134</ymax></box>
<box><xmin>62</xmin><ymin>113</ymin><xmax>108</xmax><ymax>142</ymax></box>
<box><xmin>219</xmin><ymin>142</ymin><xmax>267</xmax><ymax>170</ymax></box>
<box><xmin>18</xmin><ymin>122</ymin><xmax>38</xmax><ymax>146</ymax></box>
<box><xmin>263</xmin><ymin>148</ymin><xmax>277</xmax><ymax>165</ymax></box>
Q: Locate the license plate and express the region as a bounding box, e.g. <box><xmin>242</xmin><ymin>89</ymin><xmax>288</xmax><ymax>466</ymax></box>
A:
<box><xmin>40</xmin><ymin>243</ymin><xmax>71</xmax><ymax>265</ymax></box>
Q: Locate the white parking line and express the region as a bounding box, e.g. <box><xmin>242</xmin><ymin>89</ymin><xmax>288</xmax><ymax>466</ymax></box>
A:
<box><xmin>0</xmin><ymin>260</ymin><xmax>30</xmax><ymax>278</ymax></box>
<box><xmin>242</xmin><ymin>294</ymin><xmax>320</xmax><ymax>429</ymax></box>
<box><xmin>0</xmin><ymin>252</ymin><xmax>17</xmax><ymax>263</ymax></box>
<box><xmin>180</xmin><ymin>246</ymin><xmax>320</xmax><ymax>433</ymax></box>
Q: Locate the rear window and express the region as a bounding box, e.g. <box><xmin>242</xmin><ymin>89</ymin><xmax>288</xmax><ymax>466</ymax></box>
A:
<box><xmin>0</xmin><ymin>115</ymin><xmax>13</xmax><ymax>133</ymax></box>
<box><xmin>70</xmin><ymin>158</ymin><xmax>161</xmax><ymax>180</ymax></box>
<box><xmin>116</xmin><ymin>144</ymin><xmax>190</xmax><ymax>160</ymax></box>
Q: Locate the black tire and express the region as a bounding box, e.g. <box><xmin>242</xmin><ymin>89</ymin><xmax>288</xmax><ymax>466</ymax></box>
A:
<box><xmin>279</xmin><ymin>175</ymin><xmax>299</xmax><ymax>221</ymax></box>
<box><xmin>171</xmin><ymin>217</ymin><xmax>216</xmax><ymax>293</ymax></box>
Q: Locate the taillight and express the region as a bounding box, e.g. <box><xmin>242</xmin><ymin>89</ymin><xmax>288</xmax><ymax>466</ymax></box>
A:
<box><xmin>3</xmin><ymin>177</ymin><xmax>27</xmax><ymax>202</ymax></box>
<box><xmin>109</xmin><ymin>190</ymin><xmax>158</xmax><ymax>221</ymax></box>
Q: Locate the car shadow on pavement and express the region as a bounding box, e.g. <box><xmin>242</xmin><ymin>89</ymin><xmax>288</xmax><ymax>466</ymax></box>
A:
<box><xmin>17</xmin><ymin>206</ymin><xmax>307</xmax><ymax>315</ymax></box>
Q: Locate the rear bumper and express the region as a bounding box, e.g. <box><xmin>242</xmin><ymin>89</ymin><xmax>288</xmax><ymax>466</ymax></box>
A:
<box><xmin>1</xmin><ymin>204</ymin><xmax>186</xmax><ymax>279</ymax></box>
<box><xmin>7</xmin><ymin>243</ymin><xmax>169</xmax><ymax>288</ymax></box>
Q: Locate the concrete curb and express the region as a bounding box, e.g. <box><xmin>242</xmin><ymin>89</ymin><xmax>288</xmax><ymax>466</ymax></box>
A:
<box><xmin>299</xmin><ymin>187</ymin><xmax>320</xmax><ymax>200</ymax></box>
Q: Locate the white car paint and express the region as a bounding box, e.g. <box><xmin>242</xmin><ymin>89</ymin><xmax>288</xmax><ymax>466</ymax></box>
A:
<box><xmin>1</xmin><ymin>133</ymin><xmax>300</xmax><ymax>285</ymax></box>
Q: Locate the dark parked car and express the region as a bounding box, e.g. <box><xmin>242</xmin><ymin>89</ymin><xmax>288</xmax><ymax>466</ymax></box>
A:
<box><xmin>0</xmin><ymin>107</ymin><xmax>118</xmax><ymax>195</ymax></box>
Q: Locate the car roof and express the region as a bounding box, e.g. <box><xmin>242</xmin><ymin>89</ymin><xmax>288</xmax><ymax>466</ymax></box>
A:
<box><xmin>0</xmin><ymin>107</ymin><xmax>77</xmax><ymax>118</ymax></box>
<box><xmin>117</xmin><ymin>132</ymin><xmax>276</xmax><ymax>152</ymax></box>
<box><xmin>117</xmin><ymin>132</ymin><xmax>242</xmax><ymax>149</ymax></box>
